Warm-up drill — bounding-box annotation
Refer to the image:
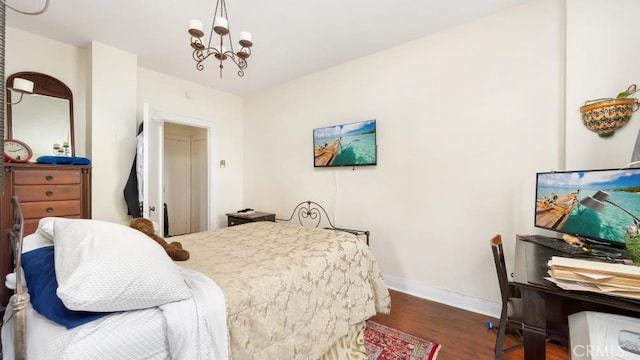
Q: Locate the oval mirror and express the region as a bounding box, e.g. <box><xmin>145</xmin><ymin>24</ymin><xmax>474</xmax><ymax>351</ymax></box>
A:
<box><xmin>6</xmin><ymin>71</ymin><xmax>75</xmax><ymax>158</ymax></box>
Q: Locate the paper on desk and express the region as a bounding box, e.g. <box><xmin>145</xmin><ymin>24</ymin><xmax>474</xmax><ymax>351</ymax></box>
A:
<box><xmin>596</xmin><ymin>284</ymin><xmax>640</xmax><ymax>293</ymax></box>
<box><xmin>573</xmin><ymin>271</ymin><xmax>616</xmax><ymax>280</ymax></box>
<box><xmin>547</xmin><ymin>277</ymin><xmax>640</xmax><ymax>300</ymax></box>
<box><xmin>548</xmin><ymin>256</ymin><xmax>640</xmax><ymax>289</ymax></box>
<box><xmin>547</xmin><ymin>268</ymin><xmax>619</xmax><ymax>283</ymax></box>
<box><xmin>546</xmin><ymin>277</ymin><xmax>600</xmax><ymax>291</ymax></box>
<box><xmin>549</xmin><ymin>256</ymin><xmax>640</xmax><ymax>276</ymax></box>
<box><xmin>547</xmin><ymin>255</ymin><xmax>640</xmax><ymax>298</ymax></box>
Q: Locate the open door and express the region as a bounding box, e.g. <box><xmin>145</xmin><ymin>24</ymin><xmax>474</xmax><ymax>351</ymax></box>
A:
<box><xmin>142</xmin><ymin>103</ymin><xmax>165</xmax><ymax>236</ymax></box>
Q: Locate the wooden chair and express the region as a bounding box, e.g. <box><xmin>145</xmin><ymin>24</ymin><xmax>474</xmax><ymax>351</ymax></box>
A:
<box><xmin>490</xmin><ymin>234</ymin><xmax>523</xmax><ymax>359</ymax></box>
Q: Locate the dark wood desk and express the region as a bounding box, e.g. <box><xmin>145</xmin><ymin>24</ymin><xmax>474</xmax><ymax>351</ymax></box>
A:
<box><xmin>512</xmin><ymin>236</ymin><xmax>640</xmax><ymax>360</ymax></box>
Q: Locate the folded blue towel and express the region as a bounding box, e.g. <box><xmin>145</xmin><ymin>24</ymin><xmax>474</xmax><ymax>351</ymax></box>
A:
<box><xmin>36</xmin><ymin>156</ymin><xmax>91</xmax><ymax>165</ymax></box>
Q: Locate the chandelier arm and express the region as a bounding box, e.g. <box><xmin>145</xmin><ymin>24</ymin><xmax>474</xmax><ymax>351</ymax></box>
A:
<box><xmin>224</xmin><ymin>54</ymin><xmax>247</xmax><ymax>77</ymax></box>
<box><xmin>239</xmin><ymin>47</ymin><xmax>251</xmax><ymax>58</ymax></box>
<box><xmin>234</xmin><ymin>56</ymin><xmax>248</xmax><ymax>69</ymax></box>
<box><xmin>193</xmin><ymin>50</ymin><xmax>211</xmax><ymax>71</ymax></box>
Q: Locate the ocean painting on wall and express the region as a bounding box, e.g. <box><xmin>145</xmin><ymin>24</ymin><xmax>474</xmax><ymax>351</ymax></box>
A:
<box><xmin>313</xmin><ymin>119</ymin><xmax>377</xmax><ymax>167</ymax></box>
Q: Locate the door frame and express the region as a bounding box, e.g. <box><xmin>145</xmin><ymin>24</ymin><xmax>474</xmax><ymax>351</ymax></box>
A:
<box><xmin>143</xmin><ymin>103</ymin><xmax>218</xmax><ymax>231</ymax></box>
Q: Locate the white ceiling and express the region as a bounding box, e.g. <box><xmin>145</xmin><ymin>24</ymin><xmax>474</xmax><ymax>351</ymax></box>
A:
<box><xmin>6</xmin><ymin>0</ymin><xmax>531</xmax><ymax>96</ymax></box>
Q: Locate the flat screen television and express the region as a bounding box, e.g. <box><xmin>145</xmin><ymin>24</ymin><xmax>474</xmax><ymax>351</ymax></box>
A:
<box><xmin>313</xmin><ymin>119</ymin><xmax>377</xmax><ymax>167</ymax></box>
<box><xmin>535</xmin><ymin>168</ymin><xmax>640</xmax><ymax>249</ymax></box>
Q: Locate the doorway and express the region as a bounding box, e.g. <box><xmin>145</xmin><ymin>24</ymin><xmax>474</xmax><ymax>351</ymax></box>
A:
<box><xmin>164</xmin><ymin>122</ymin><xmax>207</xmax><ymax>236</ymax></box>
<box><xmin>142</xmin><ymin>104</ymin><xmax>218</xmax><ymax>235</ymax></box>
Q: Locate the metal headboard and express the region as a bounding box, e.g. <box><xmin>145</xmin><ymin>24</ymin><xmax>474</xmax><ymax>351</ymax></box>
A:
<box><xmin>277</xmin><ymin>200</ymin><xmax>337</xmax><ymax>229</ymax></box>
<box><xmin>8</xmin><ymin>196</ymin><xmax>28</xmax><ymax>360</ymax></box>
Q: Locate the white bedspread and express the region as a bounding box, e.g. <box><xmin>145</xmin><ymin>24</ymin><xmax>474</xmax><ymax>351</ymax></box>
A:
<box><xmin>162</xmin><ymin>267</ymin><xmax>229</xmax><ymax>360</ymax></box>
<box><xmin>1</xmin><ymin>268</ymin><xmax>228</xmax><ymax>360</ymax></box>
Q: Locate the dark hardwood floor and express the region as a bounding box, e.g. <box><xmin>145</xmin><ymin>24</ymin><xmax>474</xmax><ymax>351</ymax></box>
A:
<box><xmin>370</xmin><ymin>289</ymin><xmax>569</xmax><ymax>360</ymax></box>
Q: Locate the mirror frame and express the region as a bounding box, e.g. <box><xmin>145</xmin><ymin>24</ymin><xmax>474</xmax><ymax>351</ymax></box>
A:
<box><xmin>6</xmin><ymin>71</ymin><xmax>75</xmax><ymax>156</ymax></box>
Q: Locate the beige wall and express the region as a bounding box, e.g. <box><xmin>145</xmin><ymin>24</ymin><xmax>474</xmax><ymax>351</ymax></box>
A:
<box><xmin>565</xmin><ymin>0</ymin><xmax>640</xmax><ymax>169</ymax></box>
<box><xmin>86</xmin><ymin>42</ymin><xmax>137</xmax><ymax>223</ymax></box>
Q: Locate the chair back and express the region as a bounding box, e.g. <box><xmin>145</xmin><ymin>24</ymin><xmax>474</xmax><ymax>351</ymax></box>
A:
<box><xmin>491</xmin><ymin>235</ymin><xmax>510</xmax><ymax>304</ymax></box>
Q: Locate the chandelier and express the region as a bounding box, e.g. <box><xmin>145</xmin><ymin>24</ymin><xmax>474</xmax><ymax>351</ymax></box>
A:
<box><xmin>188</xmin><ymin>0</ymin><xmax>253</xmax><ymax>78</ymax></box>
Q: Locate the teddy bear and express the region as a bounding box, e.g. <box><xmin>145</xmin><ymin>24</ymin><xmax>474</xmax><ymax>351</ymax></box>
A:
<box><xmin>129</xmin><ymin>217</ymin><xmax>190</xmax><ymax>261</ymax></box>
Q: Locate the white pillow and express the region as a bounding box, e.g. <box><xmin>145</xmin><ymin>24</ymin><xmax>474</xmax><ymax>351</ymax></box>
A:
<box><xmin>22</xmin><ymin>231</ymin><xmax>54</xmax><ymax>253</ymax></box>
<box><xmin>36</xmin><ymin>217</ymin><xmax>57</xmax><ymax>241</ymax></box>
<box><xmin>52</xmin><ymin>218</ymin><xmax>191</xmax><ymax>312</ymax></box>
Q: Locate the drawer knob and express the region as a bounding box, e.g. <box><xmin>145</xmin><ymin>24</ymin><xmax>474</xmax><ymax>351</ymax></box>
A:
<box><xmin>45</xmin><ymin>175</ymin><xmax>54</xmax><ymax>181</ymax></box>
<box><xmin>46</xmin><ymin>207</ymin><xmax>54</xmax><ymax>213</ymax></box>
<box><xmin>45</xmin><ymin>191</ymin><xmax>53</xmax><ymax>197</ymax></box>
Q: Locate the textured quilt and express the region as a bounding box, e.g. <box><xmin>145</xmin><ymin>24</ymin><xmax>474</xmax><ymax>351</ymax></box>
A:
<box><xmin>174</xmin><ymin>221</ymin><xmax>391</xmax><ymax>360</ymax></box>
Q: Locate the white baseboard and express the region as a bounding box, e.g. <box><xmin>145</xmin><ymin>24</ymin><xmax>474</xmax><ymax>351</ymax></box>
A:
<box><xmin>384</xmin><ymin>274</ymin><xmax>502</xmax><ymax>319</ymax></box>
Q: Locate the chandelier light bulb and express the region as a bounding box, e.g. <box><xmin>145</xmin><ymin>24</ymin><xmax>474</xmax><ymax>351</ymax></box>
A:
<box><xmin>213</xmin><ymin>16</ymin><xmax>229</xmax><ymax>35</ymax></box>
<box><xmin>239</xmin><ymin>31</ymin><xmax>253</xmax><ymax>47</ymax></box>
<box><xmin>188</xmin><ymin>19</ymin><xmax>204</xmax><ymax>38</ymax></box>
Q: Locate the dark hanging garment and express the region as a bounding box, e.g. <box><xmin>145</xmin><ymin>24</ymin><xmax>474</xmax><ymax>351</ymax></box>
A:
<box><xmin>124</xmin><ymin>123</ymin><xmax>144</xmax><ymax>217</ymax></box>
<box><xmin>164</xmin><ymin>203</ymin><xmax>170</xmax><ymax>236</ymax></box>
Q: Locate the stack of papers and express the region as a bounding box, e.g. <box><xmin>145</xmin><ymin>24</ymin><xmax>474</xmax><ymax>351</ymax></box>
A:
<box><xmin>547</xmin><ymin>256</ymin><xmax>640</xmax><ymax>300</ymax></box>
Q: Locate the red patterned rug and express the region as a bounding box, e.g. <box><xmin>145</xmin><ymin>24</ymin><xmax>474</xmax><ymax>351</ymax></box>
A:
<box><xmin>364</xmin><ymin>321</ymin><xmax>441</xmax><ymax>360</ymax></box>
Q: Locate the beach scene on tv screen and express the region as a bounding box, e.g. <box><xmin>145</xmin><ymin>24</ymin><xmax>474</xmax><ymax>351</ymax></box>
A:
<box><xmin>535</xmin><ymin>169</ymin><xmax>640</xmax><ymax>244</ymax></box>
<box><xmin>313</xmin><ymin>120</ymin><xmax>376</xmax><ymax>167</ymax></box>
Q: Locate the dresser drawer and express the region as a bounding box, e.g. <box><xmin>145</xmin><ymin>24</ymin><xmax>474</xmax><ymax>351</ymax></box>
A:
<box><xmin>24</xmin><ymin>220</ymin><xmax>39</xmax><ymax>237</ymax></box>
<box><xmin>14</xmin><ymin>185</ymin><xmax>81</xmax><ymax>202</ymax></box>
<box><xmin>21</xmin><ymin>200</ymin><xmax>82</xmax><ymax>219</ymax></box>
<box><xmin>13</xmin><ymin>170</ymin><xmax>81</xmax><ymax>185</ymax></box>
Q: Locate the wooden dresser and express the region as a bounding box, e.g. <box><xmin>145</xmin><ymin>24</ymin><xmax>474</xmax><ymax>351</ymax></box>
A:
<box><xmin>0</xmin><ymin>163</ymin><xmax>91</xmax><ymax>323</ymax></box>
<box><xmin>1</xmin><ymin>163</ymin><xmax>91</xmax><ymax>236</ymax></box>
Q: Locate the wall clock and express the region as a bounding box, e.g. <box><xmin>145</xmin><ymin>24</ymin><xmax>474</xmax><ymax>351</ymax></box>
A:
<box><xmin>4</xmin><ymin>139</ymin><xmax>33</xmax><ymax>163</ymax></box>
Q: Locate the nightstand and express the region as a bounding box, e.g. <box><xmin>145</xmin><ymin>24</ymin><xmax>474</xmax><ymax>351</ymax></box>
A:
<box><xmin>226</xmin><ymin>211</ymin><xmax>276</xmax><ymax>226</ymax></box>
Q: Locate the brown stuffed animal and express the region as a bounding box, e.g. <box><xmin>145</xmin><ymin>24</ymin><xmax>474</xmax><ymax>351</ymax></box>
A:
<box><xmin>129</xmin><ymin>218</ymin><xmax>190</xmax><ymax>261</ymax></box>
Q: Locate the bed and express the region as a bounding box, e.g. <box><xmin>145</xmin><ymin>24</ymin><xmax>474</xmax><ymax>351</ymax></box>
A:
<box><xmin>1</xmin><ymin>199</ymin><xmax>390</xmax><ymax>359</ymax></box>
